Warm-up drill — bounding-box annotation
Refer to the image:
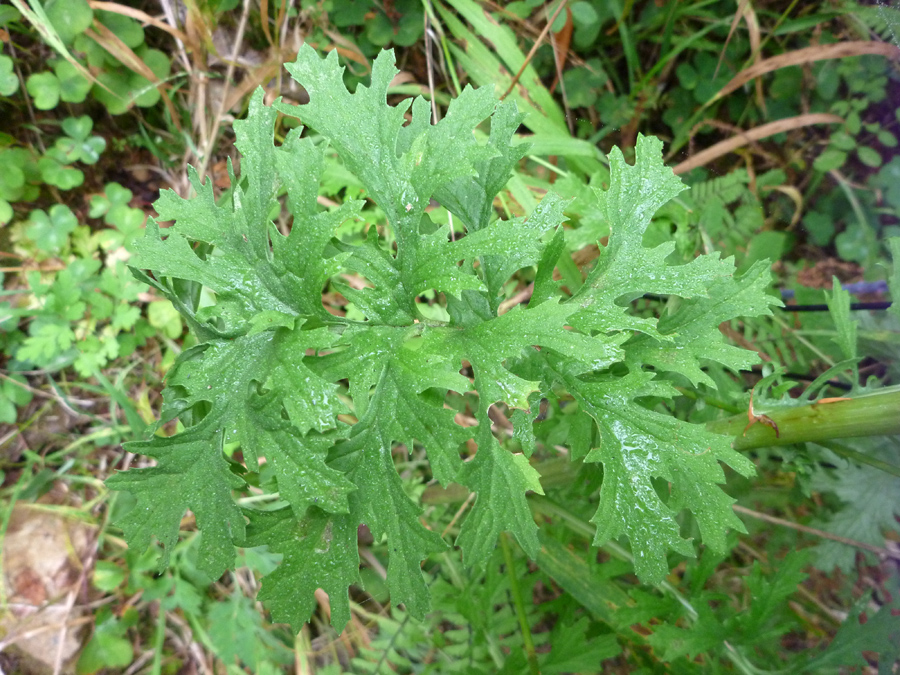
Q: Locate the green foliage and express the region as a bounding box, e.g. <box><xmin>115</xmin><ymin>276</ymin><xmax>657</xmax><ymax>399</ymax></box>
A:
<box><xmin>0</xmin><ymin>22</ymin><xmax>152</xmax><ymax>383</ymax></box>
<box><xmin>44</xmin><ymin>0</ymin><xmax>93</xmax><ymax>45</ymax></box>
<box><xmin>104</xmin><ymin>535</ymin><xmax>295</xmax><ymax>674</ymax></box>
<box><xmin>206</xmin><ymin>590</ymin><xmax>294</xmax><ymax>670</ymax></box>
<box><xmin>659</xmin><ymin>167</ymin><xmax>791</xmax><ymax>269</ymax></box>
<box><xmin>6</xmin><ymin>0</ymin><xmax>171</xmax><ymax>117</ymax></box>
<box><xmin>3</xmin><ymin>2</ymin><xmax>898</xmax><ymax>671</ymax></box>
<box><xmin>809</xmin><ymin>438</ymin><xmax>900</xmax><ymax>571</ymax></box>
<box><xmin>0</xmin><ymin>373</ymin><xmax>33</xmax><ymax>423</ymax></box>
<box><xmin>76</xmin><ymin>607</ymin><xmax>135</xmax><ymax>674</ymax></box>
<box><xmin>110</xmin><ymin>47</ymin><xmax>779</xmax><ymax>631</ymax></box>
<box><xmin>5</xmin><ymin>115</ymin><xmax>107</xmax><ymax>194</ymax></box>
<box><xmin>325</xmin><ymin>0</ymin><xmax>424</xmax><ymax>52</ymax></box>
<box><xmin>11</xmin><ymin>258</ymin><xmax>148</xmax><ymax>376</ymax></box>
<box><xmin>89</xmin><ymin>181</ymin><xmax>147</xmax><ymax>249</ymax></box>
<box><xmin>647</xmin><ymin>550</ymin><xmax>809</xmax><ymax>661</ymax></box>
<box><xmin>890</xmin><ymin>238</ymin><xmax>900</xmax><ymax>322</ymax></box>
<box><xmin>0</xmin><ymin>54</ymin><xmax>20</xmax><ymax>96</ymax></box>
<box><xmin>802</xmin><ymin>579</ymin><xmax>900</xmax><ymax>672</ymax></box>
<box><xmin>0</xmin><ymin>146</ymin><xmax>37</xmax><ymax>224</ymax></box>
<box><xmin>25</xmin><ymin>203</ymin><xmax>77</xmax><ymax>252</ymax></box>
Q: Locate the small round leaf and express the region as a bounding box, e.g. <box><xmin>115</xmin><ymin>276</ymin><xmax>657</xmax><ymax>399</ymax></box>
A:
<box><xmin>0</xmin><ymin>54</ymin><xmax>19</xmax><ymax>96</ymax></box>
<box><xmin>45</xmin><ymin>0</ymin><xmax>93</xmax><ymax>44</ymax></box>
<box><xmin>55</xmin><ymin>60</ymin><xmax>92</xmax><ymax>103</ymax></box>
<box><xmin>26</xmin><ymin>72</ymin><xmax>60</xmax><ymax>110</ymax></box>
<box><xmin>857</xmin><ymin>146</ymin><xmax>881</xmax><ymax>167</ymax></box>
<box><xmin>813</xmin><ymin>148</ymin><xmax>846</xmax><ymax>173</ymax></box>
<box><xmin>25</xmin><ymin>205</ymin><xmax>78</xmax><ymax>252</ymax></box>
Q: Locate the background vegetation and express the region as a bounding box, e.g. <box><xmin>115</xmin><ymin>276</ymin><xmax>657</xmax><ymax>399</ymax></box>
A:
<box><xmin>0</xmin><ymin>0</ymin><xmax>899</xmax><ymax>672</ymax></box>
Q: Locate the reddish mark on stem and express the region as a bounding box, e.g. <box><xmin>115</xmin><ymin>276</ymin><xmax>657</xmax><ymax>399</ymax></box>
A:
<box><xmin>743</xmin><ymin>387</ymin><xmax>780</xmax><ymax>438</ymax></box>
<box><xmin>814</xmin><ymin>397</ymin><xmax>853</xmax><ymax>405</ymax></box>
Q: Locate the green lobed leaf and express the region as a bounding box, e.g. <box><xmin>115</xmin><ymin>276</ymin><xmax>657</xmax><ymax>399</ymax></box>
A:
<box><xmin>738</xmin><ymin>551</ymin><xmax>808</xmax><ymax>643</ymax></box>
<box><xmin>571</xmin><ymin>135</ymin><xmax>737</xmax><ymax>337</ymax></box>
<box><xmin>540</xmin><ymin>616</ymin><xmax>621</xmax><ymax>672</ymax></box>
<box><xmin>627</xmin><ymin>260</ymin><xmax>782</xmax><ymax>387</ymax></box>
<box><xmin>276</xmin><ymin>46</ymin><xmax>498</xmax><ymax>305</ymax></box>
<box><xmin>455</xmin><ymin>429</ymin><xmax>543</xmax><ymax>565</ymax></box>
<box><xmin>111</xmin><ymin>47</ymin><xmax>777</xmax><ymax>632</ymax></box>
<box><xmin>803</xmin><ymin>583</ymin><xmax>900</xmax><ymax>672</ymax></box>
<box><xmin>557</xmin><ymin>369</ymin><xmax>754</xmax><ymax>582</ymax></box>
<box><xmin>241</xmin><ymin>507</ymin><xmax>360</xmax><ymax>633</ymax></box>
<box><xmin>106</xmin><ymin>416</ymin><xmax>246</xmax><ymax>579</ymax></box>
<box><xmin>809</xmin><ymin>439</ymin><xmax>900</xmax><ymax>572</ymax></box>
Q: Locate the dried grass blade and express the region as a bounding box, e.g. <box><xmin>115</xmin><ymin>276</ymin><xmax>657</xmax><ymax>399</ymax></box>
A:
<box><xmin>87</xmin><ymin>1</ymin><xmax>189</xmax><ymax>44</ymax></box>
<box><xmin>260</xmin><ymin>0</ymin><xmax>274</xmax><ymax>46</ymax></box>
<box><xmin>673</xmin><ymin>113</ymin><xmax>843</xmax><ymax>175</ymax></box>
<box><xmin>84</xmin><ymin>22</ymin><xmax>183</xmax><ymax>131</ymax></box>
<box><xmin>223</xmin><ymin>60</ymin><xmax>281</xmax><ymax>112</ymax></box>
<box><xmin>740</xmin><ymin>1</ymin><xmax>765</xmax><ymax>113</ymax></box>
<box><xmin>500</xmin><ymin>0</ymin><xmax>567</xmax><ymax>101</ymax></box>
<box><xmin>714</xmin><ymin>0</ymin><xmax>749</xmax><ymax>79</ymax></box>
<box><xmin>713</xmin><ymin>41</ymin><xmax>900</xmax><ymax>101</ymax></box>
<box><xmin>9</xmin><ymin>0</ymin><xmax>100</xmax><ymax>88</ymax></box>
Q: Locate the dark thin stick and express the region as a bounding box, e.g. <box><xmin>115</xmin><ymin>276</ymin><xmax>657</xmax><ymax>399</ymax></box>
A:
<box><xmin>500</xmin><ymin>0</ymin><xmax>568</xmax><ymax>101</ymax></box>
<box><xmin>733</xmin><ymin>504</ymin><xmax>900</xmax><ymax>561</ymax></box>
<box><xmin>783</xmin><ymin>302</ymin><xmax>892</xmax><ymax>312</ymax></box>
<box><xmin>639</xmin><ymin>295</ymin><xmax>892</xmax><ymax>312</ymax></box>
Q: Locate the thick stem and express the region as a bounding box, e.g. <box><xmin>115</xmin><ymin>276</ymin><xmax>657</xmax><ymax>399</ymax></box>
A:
<box><xmin>423</xmin><ymin>389</ymin><xmax>900</xmax><ymax>508</ymax></box>
<box><xmin>706</xmin><ymin>388</ymin><xmax>900</xmax><ymax>451</ymax></box>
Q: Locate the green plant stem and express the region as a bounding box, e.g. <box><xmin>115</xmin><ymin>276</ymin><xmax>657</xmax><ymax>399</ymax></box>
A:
<box><xmin>814</xmin><ymin>440</ymin><xmax>900</xmax><ymax>479</ymax></box>
<box><xmin>151</xmin><ymin>603</ymin><xmax>166</xmax><ymax>675</ymax></box>
<box><xmin>87</xmin><ymin>369</ymin><xmax>147</xmax><ymax>436</ymax></box>
<box><xmin>500</xmin><ymin>532</ymin><xmax>540</xmax><ymax>675</ymax></box>
<box><xmin>830</xmin><ymin>169</ymin><xmax>877</xmax><ymax>272</ymax></box>
<box><xmin>706</xmin><ymin>388</ymin><xmax>900</xmax><ymax>451</ymax></box>
<box><xmin>425</xmin><ymin>389</ymin><xmax>900</xmax><ymax>510</ymax></box>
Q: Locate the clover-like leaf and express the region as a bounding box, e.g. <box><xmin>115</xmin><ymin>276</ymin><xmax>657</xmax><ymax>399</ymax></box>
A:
<box><xmin>91</xmin><ymin>183</ymin><xmax>143</xmax><ymax>232</ymax></box>
<box><xmin>38</xmin><ymin>154</ymin><xmax>83</xmax><ymax>190</ymax></box>
<box><xmin>26</xmin><ymin>71</ymin><xmax>60</xmax><ymax>110</ymax></box>
<box><xmin>0</xmin><ymin>54</ymin><xmax>19</xmax><ymax>96</ymax></box>
<box><xmin>0</xmin><ymin>160</ymin><xmax>24</xmax><ymax>201</ymax></box>
<box><xmin>0</xmin><ymin>199</ymin><xmax>12</xmax><ymax>225</ymax></box>
<box><xmin>55</xmin><ymin>116</ymin><xmax>106</xmax><ymax>164</ymax></box>
<box><xmin>25</xmin><ymin>204</ymin><xmax>78</xmax><ymax>253</ymax></box>
<box><xmin>62</xmin><ymin>115</ymin><xmax>93</xmax><ymax>140</ymax></box>
<box><xmin>54</xmin><ymin>59</ymin><xmax>91</xmax><ymax>103</ymax></box>
<box><xmin>45</xmin><ymin>0</ymin><xmax>93</xmax><ymax>44</ymax></box>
